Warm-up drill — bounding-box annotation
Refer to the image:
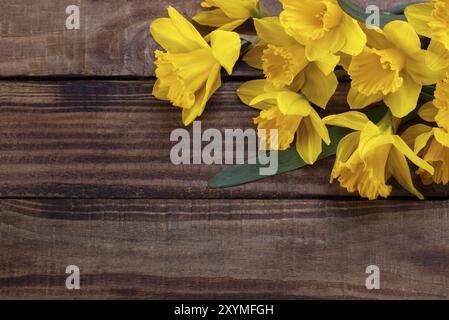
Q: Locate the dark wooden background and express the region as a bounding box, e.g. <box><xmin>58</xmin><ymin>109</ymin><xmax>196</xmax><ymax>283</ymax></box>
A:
<box><xmin>2</xmin><ymin>0</ymin><xmax>448</xmax><ymax>300</ymax></box>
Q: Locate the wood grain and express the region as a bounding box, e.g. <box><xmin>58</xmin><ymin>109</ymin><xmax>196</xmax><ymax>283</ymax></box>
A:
<box><xmin>0</xmin><ymin>0</ymin><xmax>413</xmax><ymax>77</ymax></box>
<box><xmin>1</xmin><ymin>198</ymin><xmax>449</xmax><ymax>299</ymax></box>
<box><xmin>0</xmin><ymin>80</ymin><xmax>446</xmax><ymax>199</ymax></box>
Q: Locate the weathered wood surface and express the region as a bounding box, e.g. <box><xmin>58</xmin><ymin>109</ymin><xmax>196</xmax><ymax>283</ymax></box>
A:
<box><xmin>0</xmin><ymin>0</ymin><xmax>411</xmax><ymax>77</ymax></box>
<box><xmin>0</xmin><ymin>80</ymin><xmax>446</xmax><ymax>200</ymax></box>
<box><xmin>1</xmin><ymin>199</ymin><xmax>449</xmax><ymax>299</ymax></box>
<box><xmin>2</xmin><ymin>0</ymin><xmax>449</xmax><ymax>301</ymax></box>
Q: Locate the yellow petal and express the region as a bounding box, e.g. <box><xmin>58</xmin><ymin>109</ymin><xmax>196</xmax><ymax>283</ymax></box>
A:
<box><xmin>426</xmin><ymin>40</ymin><xmax>449</xmax><ymax>71</ymax></box>
<box><xmin>308</xmin><ymin>109</ymin><xmax>330</xmax><ymax>145</ymax></box>
<box><xmin>348</xmin><ymin>87</ymin><xmax>383</xmax><ymax>110</ymax></box>
<box><xmin>401</xmin><ymin>123</ymin><xmax>433</xmax><ymax>150</ymax></box>
<box><xmin>296</xmin><ymin>116</ymin><xmax>323</xmax><ymax>165</ymax></box>
<box><xmin>193</xmin><ymin>9</ymin><xmax>236</xmax><ymax>27</ymax></box>
<box><xmin>339</xmin><ymin>15</ymin><xmax>367</xmax><ymax>57</ymax></box>
<box><xmin>392</xmin><ymin>136</ymin><xmax>434</xmax><ymax>175</ymax></box>
<box><xmin>407</xmin><ymin>50</ymin><xmax>446</xmax><ymax>85</ymax></box>
<box><xmin>415</xmin><ymin>130</ymin><xmax>435</xmax><ymax>154</ymax></box>
<box><xmin>360</xmin><ymin>134</ymin><xmax>394</xmax><ymax>159</ymax></box>
<box><xmin>383</xmin><ymin>20</ymin><xmax>422</xmax><ymax>56</ymax></box>
<box><xmin>302</xmin><ymin>64</ymin><xmax>338</xmax><ymax>109</ymax></box>
<box><xmin>254</xmin><ymin>17</ymin><xmax>297</xmax><ymax>46</ymax></box>
<box><xmin>150</xmin><ymin>18</ymin><xmax>202</xmax><ymax>53</ymax></box>
<box><xmin>277</xmin><ymin>92</ymin><xmax>312</xmax><ymax>116</ymax></box>
<box><xmin>384</xmin><ymin>73</ymin><xmax>421</xmax><ymax>118</ymax></box>
<box><xmin>167</xmin><ymin>6</ymin><xmax>209</xmax><ymax>50</ymax></box>
<box><xmin>237</xmin><ymin>80</ymin><xmax>273</xmax><ymax>110</ymax></box>
<box><xmin>152</xmin><ymin>79</ymin><xmax>169</xmax><ymax>100</ymax></box>
<box><xmin>305</xmin><ymin>26</ymin><xmax>345</xmax><ymax>61</ymax></box>
<box><xmin>419</xmin><ymin>101</ymin><xmax>438</xmax><ymax>122</ymax></box>
<box><xmin>212</xmin><ymin>0</ymin><xmax>256</xmax><ymax>19</ymax></box>
<box><xmin>335</xmin><ymin>131</ymin><xmax>360</xmax><ymax>164</ymax></box>
<box><xmin>404</xmin><ymin>2</ymin><xmax>434</xmax><ymax>38</ymax></box>
<box><xmin>323</xmin><ymin>111</ymin><xmax>370</xmax><ymax>131</ymax></box>
<box><xmin>182</xmin><ymin>63</ymin><xmax>221</xmax><ymax>126</ymax></box>
<box><xmin>209</xmin><ymin>30</ymin><xmax>241</xmax><ymax>75</ymax></box>
<box><xmin>388</xmin><ymin>148</ymin><xmax>424</xmax><ymax>200</ymax></box>
<box><xmin>434</xmin><ymin>127</ymin><xmax>449</xmax><ymax>148</ymax></box>
<box><xmin>243</xmin><ymin>43</ymin><xmax>266</xmax><ymax>70</ymax></box>
<box><xmin>314</xmin><ymin>54</ymin><xmax>340</xmax><ymax>75</ymax></box>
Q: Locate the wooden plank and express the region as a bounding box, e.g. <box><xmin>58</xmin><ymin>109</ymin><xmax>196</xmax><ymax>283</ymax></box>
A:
<box><xmin>1</xmin><ymin>198</ymin><xmax>449</xmax><ymax>299</ymax></box>
<box><xmin>0</xmin><ymin>80</ymin><xmax>446</xmax><ymax>199</ymax></box>
<box><xmin>0</xmin><ymin>0</ymin><xmax>411</xmax><ymax>77</ymax></box>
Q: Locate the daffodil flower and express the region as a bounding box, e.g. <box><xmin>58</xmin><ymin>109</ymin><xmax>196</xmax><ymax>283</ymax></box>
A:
<box><xmin>243</xmin><ymin>17</ymin><xmax>339</xmax><ymax>109</ymax></box>
<box><xmin>237</xmin><ymin>80</ymin><xmax>330</xmax><ymax>164</ymax></box>
<box><xmin>418</xmin><ymin>75</ymin><xmax>449</xmax><ymax>131</ymax></box>
<box><xmin>279</xmin><ymin>0</ymin><xmax>366</xmax><ymax>61</ymax></box>
<box><xmin>402</xmin><ymin>124</ymin><xmax>449</xmax><ymax>185</ymax></box>
<box><xmin>193</xmin><ymin>0</ymin><xmax>261</xmax><ymax>31</ymax></box>
<box><xmin>323</xmin><ymin>111</ymin><xmax>434</xmax><ymax>200</ymax></box>
<box><xmin>405</xmin><ymin>0</ymin><xmax>449</xmax><ymax>71</ymax></box>
<box><xmin>150</xmin><ymin>6</ymin><xmax>241</xmax><ymax>126</ymax></box>
<box><xmin>347</xmin><ymin>21</ymin><xmax>445</xmax><ymax>118</ymax></box>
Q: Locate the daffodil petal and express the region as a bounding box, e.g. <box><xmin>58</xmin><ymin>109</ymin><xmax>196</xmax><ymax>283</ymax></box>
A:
<box><xmin>339</xmin><ymin>15</ymin><xmax>366</xmax><ymax>56</ymax></box>
<box><xmin>335</xmin><ymin>131</ymin><xmax>360</xmax><ymax>163</ymax></box>
<box><xmin>388</xmin><ymin>148</ymin><xmax>424</xmax><ymax>200</ymax></box>
<box><xmin>193</xmin><ymin>8</ymin><xmax>236</xmax><ymax>27</ymax></box>
<box><xmin>277</xmin><ymin>92</ymin><xmax>312</xmax><ymax>116</ymax></box>
<box><xmin>404</xmin><ymin>2</ymin><xmax>434</xmax><ymax>38</ymax></box>
<box><xmin>415</xmin><ymin>130</ymin><xmax>435</xmax><ymax>154</ymax></box>
<box><xmin>426</xmin><ymin>40</ymin><xmax>449</xmax><ymax>71</ymax></box>
<box><xmin>302</xmin><ymin>64</ymin><xmax>338</xmax><ymax>109</ymax></box>
<box><xmin>210</xmin><ymin>30</ymin><xmax>241</xmax><ymax>75</ymax></box>
<box><xmin>182</xmin><ymin>63</ymin><xmax>221</xmax><ymax>126</ymax></box>
<box><xmin>384</xmin><ymin>73</ymin><xmax>421</xmax><ymax>118</ymax></box>
<box><xmin>348</xmin><ymin>87</ymin><xmax>383</xmax><ymax>110</ymax></box>
<box><xmin>359</xmin><ymin>134</ymin><xmax>394</xmax><ymax>159</ymax></box>
<box><xmin>243</xmin><ymin>43</ymin><xmax>266</xmax><ymax>70</ymax></box>
<box><xmin>407</xmin><ymin>50</ymin><xmax>447</xmax><ymax>85</ymax></box>
<box><xmin>167</xmin><ymin>6</ymin><xmax>209</xmax><ymax>50</ymax></box>
<box><xmin>296</xmin><ymin>116</ymin><xmax>323</xmax><ymax>165</ymax></box>
<box><xmin>401</xmin><ymin>123</ymin><xmax>433</xmax><ymax>150</ymax></box>
<box><xmin>151</xmin><ymin>18</ymin><xmax>202</xmax><ymax>53</ymax></box>
<box><xmin>250</xmin><ymin>92</ymin><xmax>282</xmax><ymax>106</ymax></box>
<box><xmin>213</xmin><ymin>0</ymin><xmax>254</xmax><ymax>19</ymax></box>
<box><xmin>434</xmin><ymin>128</ymin><xmax>449</xmax><ymax>148</ymax></box>
<box><xmin>392</xmin><ymin>136</ymin><xmax>434</xmax><ymax>175</ymax></box>
<box><xmin>254</xmin><ymin>17</ymin><xmax>297</xmax><ymax>46</ymax></box>
<box><xmin>419</xmin><ymin>101</ymin><xmax>438</xmax><ymax>122</ymax></box>
<box><xmin>383</xmin><ymin>20</ymin><xmax>422</xmax><ymax>56</ymax></box>
<box><xmin>237</xmin><ymin>80</ymin><xmax>273</xmax><ymax>110</ymax></box>
<box><xmin>308</xmin><ymin>110</ymin><xmax>330</xmax><ymax>145</ymax></box>
<box><xmin>323</xmin><ymin>111</ymin><xmax>370</xmax><ymax>131</ymax></box>
<box><xmin>314</xmin><ymin>54</ymin><xmax>340</xmax><ymax>76</ymax></box>
<box><xmin>152</xmin><ymin>79</ymin><xmax>169</xmax><ymax>101</ymax></box>
<box><xmin>305</xmin><ymin>27</ymin><xmax>344</xmax><ymax>61</ymax></box>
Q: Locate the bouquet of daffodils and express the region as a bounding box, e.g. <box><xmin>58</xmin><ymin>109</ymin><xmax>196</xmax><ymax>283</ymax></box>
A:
<box><xmin>150</xmin><ymin>0</ymin><xmax>449</xmax><ymax>200</ymax></box>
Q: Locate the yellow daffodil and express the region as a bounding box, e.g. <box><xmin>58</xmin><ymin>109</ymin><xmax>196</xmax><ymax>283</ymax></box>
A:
<box><xmin>347</xmin><ymin>21</ymin><xmax>445</xmax><ymax>118</ymax></box>
<box><xmin>405</xmin><ymin>0</ymin><xmax>449</xmax><ymax>71</ymax></box>
<box><xmin>418</xmin><ymin>75</ymin><xmax>449</xmax><ymax>131</ymax></box>
<box><xmin>243</xmin><ymin>17</ymin><xmax>339</xmax><ymax>108</ymax></box>
<box><xmin>237</xmin><ymin>80</ymin><xmax>330</xmax><ymax>164</ymax></box>
<box><xmin>402</xmin><ymin>124</ymin><xmax>449</xmax><ymax>185</ymax></box>
<box><xmin>193</xmin><ymin>0</ymin><xmax>261</xmax><ymax>31</ymax></box>
<box><xmin>150</xmin><ymin>6</ymin><xmax>241</xmax><ymax>126</ymax></box>
<box><xmin>323</xmin><ymin>111</ymin><xmax>434</xmax><ymax>200</ymax></box>
<box><xmin>279</xmin><ymin>0</ymin><xmax>366</xmax><ymax>61</ymax></box>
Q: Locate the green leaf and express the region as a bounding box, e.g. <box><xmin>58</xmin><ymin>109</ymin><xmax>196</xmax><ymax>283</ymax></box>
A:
<box><xmin>208</xmin><ymin>106</ymin><xmax>388</xmax><ymax>189</ymax></box>
<box><xmin>337</xmin><ymin>0</ymin><xmax>407</xmax><ymax>28</ymax></box>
